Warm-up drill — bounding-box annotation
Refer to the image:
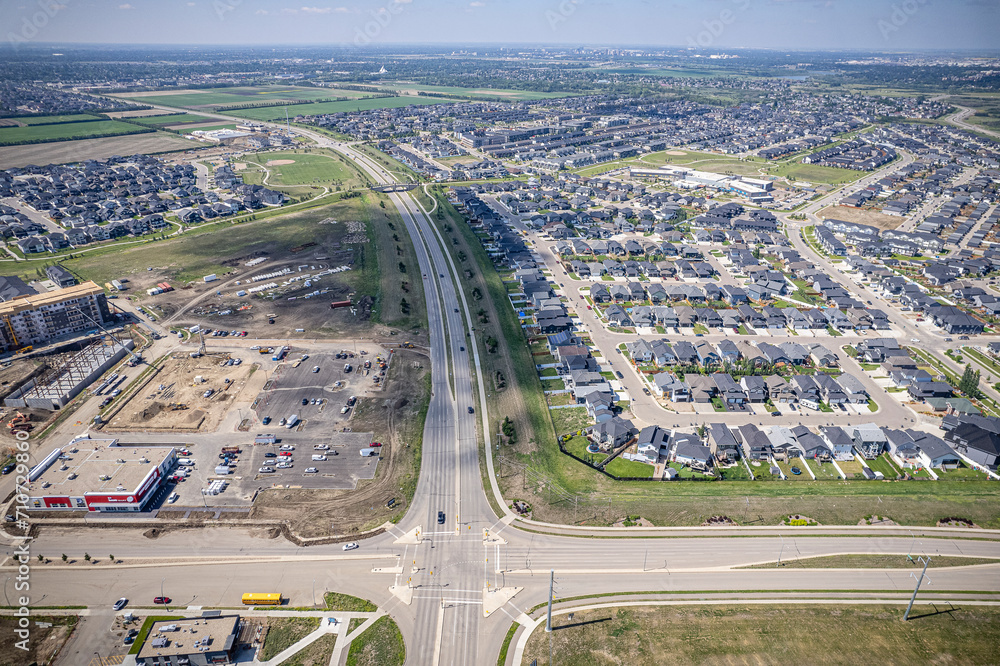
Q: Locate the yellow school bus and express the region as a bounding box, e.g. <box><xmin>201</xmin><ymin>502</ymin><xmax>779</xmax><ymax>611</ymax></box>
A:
<box><xmin>241</xmin><ymin>592</ymin><xmax>282</xmax><ymax>605</ymax></box>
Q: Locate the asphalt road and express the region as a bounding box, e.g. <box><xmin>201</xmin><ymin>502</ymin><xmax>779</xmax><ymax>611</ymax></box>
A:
<box><xmin>7</xmin><ymin>104</ymin><xmax>1000</xmax><ymax>666</ymax></box>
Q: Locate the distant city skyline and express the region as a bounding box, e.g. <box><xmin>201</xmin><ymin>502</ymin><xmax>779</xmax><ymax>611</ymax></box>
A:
<box><xmin>2</xmin><ymin>0</ymin><xmax>999</xmax><ymax>51</ymax></box>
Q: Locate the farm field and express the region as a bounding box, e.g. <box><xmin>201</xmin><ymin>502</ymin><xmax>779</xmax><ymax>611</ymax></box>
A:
<box><xmin>0</xmin><ymin>119</ymin><xmax>154</xmax><ymax>145</ymax></box>
<box><xmin>130</xmin><ymin>112</ymin><xmax>215</xmax><ymax>126</ymax></box>
<box><xmin>226</xmin><ymin>95</ymin><xmax>456</xmax><ymax>121</ymax></box>
<box><xmin>1</xmin><ymin>113</ymin><xmax>102</xmax><ymax>125</ymax></box>
<box><xmin>375</xmin><ymin>82</ymin><xmax>573</xmax><ymax>100</ymax></box>
<box><xmin>0</xmin><ymin>132</ymin><xmax>198</xmax><ymax>169</ymax></box>
<box><xmin>116</xmin><ymin>85</ymin><xmax>370</xmax><ymax>109</ymax></box>
<box><xmin>523</xmin><ymin>604</ymin><xmax>1000</xmax><ymax>666</ymax></box>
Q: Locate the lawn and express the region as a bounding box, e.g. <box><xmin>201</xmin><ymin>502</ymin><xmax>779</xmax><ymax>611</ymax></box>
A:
<box><xmin>743</xmin><ymin>554</ymin><xmax>999</xmax><ymax>569</ymax></box>
<box><xmin>0</xmin><ymin>119</ymin><xmax>154</xmax><ymax>145</ymax></box>
<box><xmin>117</xmin><ymin>85</ymin><xmax>359</xmax><ymax>108</ymax></box>
<box><xmin>605</xmin><ymin>456</ymin><xmax>654</xmax><ymax>478</ymax></box>
<box><xmin>524</xmin><ymin>605</ymin><xmax>1000</xmax><ymax>666</ymax></box>
<box><xmin>324</xmin><ymin>592</ymin><xmax>377</xmax><ymax>613</ymax></box>
<box><xmin>806</xmin><ymin>458</ymin><xmax>842</xmax><ymax>480</ymax></box>
<box><xmin>346</xmin><ymin>616</ymin><xmax>405</xmax><ymax>666</ymax></box>
<box><xmin>261</xmin><ymin>617</ymin><xmax>321</xmax><ymax>662</ymax></box>
<box><xmin>547</xmin><ymin>392</ymin><xmax>574</xmax><ymax>406</ymax></box>
<box><xmin>278</xmin><ymin>633</ymin><xmax>338</xmax><ymax>666</ymax></box>
<box><xmin>240</xmin><ymin>149</ymin><xmax>367</xmax><ymax>190</ymax></box>
<box><xmin>867</xmin><ymin>454</ymin><xmax>902</xmax><ymax>479</ymax></box>
<box><xmin>550</xmin><ymin>406</ymin><xmax>591</xmax><ymax>436</ymax></box>
<box><xmin>541</xmin><ymin>378</ymin><xmax>565</xmax><ymax>391</ymax></box>
<box><xmin>564</xmin><ymin>435</ymin><xmax>595</xmax><ymax>460</ymax></box>
<box><xmin>936</xmin><ymin>464</ymin><xmax>990</xmax><ymax>481</ymax></box>
<box><xmin>130</xmin><ymin>112</ymin><xmax>215</xmax><ymax>126</ymax></box>
<box><xmin>772</xmin><ymin>161</ymin><xmax>866</xmax><ymax>185</ymax></box>
<box><xmin>8</xmin><ymin>113</ymin><xmax>102</xmax><ymax>125</ymax></box>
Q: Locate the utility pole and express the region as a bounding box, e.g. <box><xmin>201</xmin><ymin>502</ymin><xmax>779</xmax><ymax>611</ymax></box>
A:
<box><xmin>776</xmin><ymin>535</ymin><xmax>785</xmax><ymax>567</ymax></box>
<box><xmin>903</xmin><ymin>556</ymin><xmax>932</xmax><ymax>621</ymax></box>
<box><xmin>545</xmin><ymin>569</ymin><xmax>554</xmax><ymax>632</ymax></box>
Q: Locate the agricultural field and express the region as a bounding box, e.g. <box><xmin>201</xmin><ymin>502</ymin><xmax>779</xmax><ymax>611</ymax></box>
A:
<box><xmin>374</xmin><ymin>82</ymin><xmax>573</xmax><ymax>100</ymax></box>
<box><xmin>115</xmin><ymin>85</ymin><xmax>367</xmax><ymax>109</ymax></box>
<box><xmin>0</xmin><ymin>119</ymin><xmax>154</xmax><ymax>145</ymax></box>
<box><xmin>130</xmin><ymin>112</ymin><xmax>215</xmax><ymax>126</ymax></box>
<box><xmin>227</xmin><ymin>95</ymin><xmax>456</xmax><ymax>122</ymax></box>
<box><xmin>523</xmin><ymin>604</ymin><xmax>1000</xmax><ymax>666</ymax></box>
<box><xmin>0</xmin><ymin>132</ymin><xmax>198</xmax><ymax>169</ymax></box>
<box><xmin>0</xmin><ymin>113</ymin><xmax>102</xmax><ymax>125</ymax></box>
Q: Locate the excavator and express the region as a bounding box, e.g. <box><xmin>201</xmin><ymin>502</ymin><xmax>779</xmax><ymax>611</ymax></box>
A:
<box><xmin>8</xmin><ymin>411</ymin><xmax>33</xmax><ymax>435</ymax></box>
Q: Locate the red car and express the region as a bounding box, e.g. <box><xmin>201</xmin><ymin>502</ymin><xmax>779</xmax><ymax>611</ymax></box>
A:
<box><xmin>153</xmin><ymin>597</ymin><xmax>171</xmax><ymax>605</ymax></box>
<box><xmin>169</xmin><ymin>475</ymin><xmax>185</xmax><ymax>482</ymax></box>
<box><xmin>370</xmin><ymin>442</ymin><xmax>382</xmax><ymax>447</ymax></box>
<box><xmin>279</xmin><ymin>451</ymin><xmax>293</xmax><ymax>457</ymax></box>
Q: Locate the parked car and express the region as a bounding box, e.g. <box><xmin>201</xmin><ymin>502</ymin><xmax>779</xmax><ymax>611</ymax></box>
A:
<box><xmin>1</xmin><ymin>463</ymin><xmax>14</xmax><ymax>475</ymax></box>
<box><xmin>153</xmin><ymin>596</ymin><xmax>171</xmax><ymax>604</ymax></box>
<box><xmin>113</xmin><ymin>598</ymin><xmax>128</xmax><ymax>611</ymax></box>
<box><xmin>264</xmin><ymin>452</ymin><xmax>277</xmax><ymax>458</ymax></box>
<box><xmin>313</xmin><ymin>366</ymin><xmax>320</xmax><ymax>373</ymax></box>
<box><xmin>302</xmin><ymin>398</ymin><xmax>309</xmax><ymax>406</ymax></box>
<box><xmin>259</xmin><ymin>467</ymin><xmax>275</xmax><ymax>473</ymax></box>
<box><xmin>370</xmin><ymin>442</ymin><xmax>382</xmax><ymax>447</ymax></box>
<box><xmin>304</xmin><ymin>467</ymin><xmax>318</xmax><ymax>473</ymax></box>
<box><xmin>616</xmin><ymin>371</ymin><xmax>624</xmax><ymax>379</ymax></box>
<box><xmin>262</xmin><ymin>416</ymin><xmax>271</xmax><ymax>425</ymax></box>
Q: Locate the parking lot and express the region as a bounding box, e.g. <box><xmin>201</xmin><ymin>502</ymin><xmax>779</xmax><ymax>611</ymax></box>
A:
<box><xmin>149</xmin><ymin>345</ymin><xmax>388</xmax><ymax>509</ymax></box>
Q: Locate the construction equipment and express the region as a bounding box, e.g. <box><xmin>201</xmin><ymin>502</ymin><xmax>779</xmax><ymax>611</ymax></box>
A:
<box><xmin>167</xmin><ymin>403</ymin><xmax>188</xmax><ymax>411</ymax></box>
<box><xmin>6</xmin><ymin>411</ymin><xmax>30</xmax><ymax>428</ymax></box>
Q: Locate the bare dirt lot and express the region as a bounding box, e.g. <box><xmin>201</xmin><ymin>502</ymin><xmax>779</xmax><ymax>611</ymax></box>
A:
<box><xmin>0</xmin><ymin>133</ymin><xmax>199</xmax><ymax>169</ymax></box>
<box><xmin>819</xmin><ymin>204</ymin><xmax>904</xmax><ymax>231</ymax></box>
<box><xmin>104</xmin><ymin>352</ymin><xmax>263</xmax><ymax>433</ymax></box>
<box><xmin>0</xmin><ymin>615</ymin><xmax>77</xmax><ymax>666</ymax></box>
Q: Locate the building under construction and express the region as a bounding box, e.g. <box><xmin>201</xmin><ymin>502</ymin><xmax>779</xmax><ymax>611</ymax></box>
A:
<box><xmin>0</xmin><ymin>281</ymin><xmax>112</xmax><ymax>353</ymax></box>
<box><xmin>4</xmin><ymin>338</ymin><xmax>134</xmax><ymax>409</ymax></box>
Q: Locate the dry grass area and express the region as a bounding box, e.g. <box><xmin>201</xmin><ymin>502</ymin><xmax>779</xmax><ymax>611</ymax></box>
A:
<box><xmin>0</xmin><ymin>133</ymin><xmax>197</xmax><ymax>169</ymax></box>
<box><xmin>249</xmin><ymin>350</ymin><xmax>430</xmax><ymax>537</ymax></box>
<box><xmin>260</xmin><ymin>617</ymin><xmax>320</xmax><ymax>662</ymax></box>
<box><xmin>741</xmin><ymin>554</ymin><xmax>1000</xmax><ymax>569</ymax></box>
<box><xmin>819</xmin><ymin>205</ymin><xmax>904</xmax><ymax>231</ymax></box>
<box><xmin>279</xmin><ymin>633</ymin><xmax>338</xmax><ymax>666</ymax></box>
<box><xmin>524</xmin><ymin>604</ymin><xmax>1000</xmax><ymax>665</ymax></box>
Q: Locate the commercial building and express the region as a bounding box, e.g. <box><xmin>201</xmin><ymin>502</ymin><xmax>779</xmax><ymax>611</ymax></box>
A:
<box><xmin>4</xmin><ymin>339</ymin><xmax>135</xmax><ymax>409</ymax></box>
<box><xmin>135</xmin><ymin>615</ymin><xmax>242</xmax><ymax>666</ymax></box>
<box><xmin>0</xmin><ymin>281</ymin><xmax>111</xmax><ymax>353</ymax></box>
<box><xmin>26</xmin><ymin>436</ymin><xmax>175</xmax><ymax>512</ymax></box>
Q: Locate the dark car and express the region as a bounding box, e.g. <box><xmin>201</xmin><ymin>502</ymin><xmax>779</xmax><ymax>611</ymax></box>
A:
<box><xmin>302</xmin><ymin>398</ymin><xmax>309</xmax><ymax>406</ymax></box>
<box><xmin>467</xmin><ymin>406</ymin><xmax>474</xmax><ymax>414</ymax></box>
<box><xmin>459</xmin><ymin>346</ymin><xmax>465</xmax><ymax>351</ymax></box>
<box><xmin>262</xmin><ymin>416</ymin><xmax>271</xmax><ymax>425</ymax></box>
<box><xmin>642</xmin><ymin>388</ymin><xmax>650</xmax><ymax>395</ymax></box>
<box><xmin>264</xmin><ymin>452</ymin><xmax>277</xmax><ymax>458</ymax></box>
<box><xmin>454</xmin><ymin>308</ymin><xmax>459</xmax><ymax>313</ymax></box>
<box><xmin>1</xmin><ymin>463</ymin><xmax>14</xmax><ymax>475</ymax></box>
<box><xmin>437</xmin><ymin>510</ymin><xmax>446</xmax><ymax>524</ymax></box>
<box><xmin>153</xmin><ymin>596</ymin><xmax>171</xmax><ymax>604</ymax></box>
<box><xmin>615</xmin><ymin>371</ymin><xmax>624</xmax><ymax>379</ymax></box>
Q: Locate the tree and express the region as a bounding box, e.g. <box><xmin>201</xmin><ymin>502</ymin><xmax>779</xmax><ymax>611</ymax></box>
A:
<box><xmin>959</xmin><ymin>365</ymin><xmax>981</xmax><ymax>399</ymax></box>
<box><xmin>398</xmin><ymin>261</ymin><xmax>406</xmax><ymax>273</ymax></box>
<box><xmin>37</xmin><ymin>554</ymin><xmax>43</xmax><ymax>562</ymax></box>
<box><xmin>61</xmin><ymin>554</ymin><xmax>67</xmax><ymax>562</ymax></box>
<box><xmin>84</xmin><ymin>553</ymin><xmax>91</xmax><ymax>562</ymax></box>
<box><xmin>109</xmin><ymin>554</ymin><xmax>115</xmax><ymax>562</ymax></box>
<box><xmin>502</xmin><ymin>416</ymin><xmax>517</xmax><ymax>444</ymax></box>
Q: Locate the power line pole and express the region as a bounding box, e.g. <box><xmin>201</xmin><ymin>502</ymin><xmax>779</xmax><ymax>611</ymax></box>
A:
<box><xmin>903</xmin><ymin>556</ymin><xmax>931</xmax><ymax>621</ymax></box>
<box><xmin>545</xmin><ymin>569</ymin><xmax>554</xmax><ymax>633</ymax></box>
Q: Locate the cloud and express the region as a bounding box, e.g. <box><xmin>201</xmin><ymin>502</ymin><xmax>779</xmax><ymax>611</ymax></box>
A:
<box><xmin>187</xmin><ymin>1</ymin><xmax>195</xmax><ymax>5</ymax></box>
<box><xmin>118</xmin><ymin>3</ymin><xmax>133</xmax><ymax>8</ymax></box>
<box><xmin>470</xmin><ymin>1</ymin><xmax>485</xmax><ymax>5</ymax></box>
<box><xmin>255</xmin><ymin>8</ymin><xmax>269</xmax><ymax>13</ymax></box>
<box><xmin>300</xmin><ymin>6</ymin><xmax>334</xmax><ymax>13</ymax></box>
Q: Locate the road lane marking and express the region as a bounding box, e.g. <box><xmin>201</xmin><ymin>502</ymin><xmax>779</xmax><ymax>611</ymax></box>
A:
<box><xmin>431</xmin><ymin>602</ymin><xmax>445</xmax><ymax>666</ymax></box>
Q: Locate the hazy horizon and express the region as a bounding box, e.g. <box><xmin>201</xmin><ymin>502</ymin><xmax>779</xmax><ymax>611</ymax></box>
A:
<box><xmin>3</xmin><ymin>0</ymin><xmax>999</xmax><ymax>52</ymax></box>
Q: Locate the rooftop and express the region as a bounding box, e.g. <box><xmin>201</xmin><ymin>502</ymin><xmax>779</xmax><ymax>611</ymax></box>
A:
<box><xmin>0</xmin><ymin>281</ymin><xmax>103</xmax><ymax>317</ymax></box>
<box><xmin>137</xmin><ymin>615</ymin><xmax>239</xmax><ymax>660</ymax></box>
<box><xmin>28</xmin><ymin>437</ymin><xmax>174</xmax><ymax>497</ymax></box>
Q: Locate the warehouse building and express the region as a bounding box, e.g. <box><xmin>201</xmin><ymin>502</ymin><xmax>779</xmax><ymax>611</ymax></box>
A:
<box><xmin>135</xmin><ymin>615</ymin><xmax>242</xmax><ymax>666</ymax></box>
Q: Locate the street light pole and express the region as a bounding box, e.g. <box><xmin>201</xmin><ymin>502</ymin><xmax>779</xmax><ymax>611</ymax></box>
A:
<box><xmin>545</xmin><ymin>569</ymin><xmax>554</xmax><ymax>633</ymax></box>
<box><xmin>162</xmin><ymin>577</ymin><xmax>167</xmax><ymax>611</ymax></box>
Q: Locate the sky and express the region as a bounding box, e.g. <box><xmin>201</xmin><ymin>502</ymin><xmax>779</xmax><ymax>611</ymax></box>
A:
<box><xmin>2</xmin><ymin>0</ymin><xmax>999</xmax><ymax>51</ymax></box>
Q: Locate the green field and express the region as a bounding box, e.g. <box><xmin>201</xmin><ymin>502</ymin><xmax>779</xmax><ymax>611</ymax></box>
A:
<box><xmin>375</xmin><ymin>82</ymin><xmax>573</xmax><ymax>100</ymax></box>
<box><xmin>346</xmin><ymin>616</ymin><xmax>405</xmax><ymax>666</ymax></box>
<box><xmin>0</xmin><ymin>119</ymin><xmax>153</xmax><ymax>145</ymax></box>
<box><xmin>118</xmin><ymin>85</ymin><xmax>367</xmax><ymax>109</ymax></box>
<box><xmin>261</xmin><ymin>617</ymin><xmax>320</xmax><ymax>662</ymax></box>
<box><xmin>130</xmin><ymin>112</ymin><xmax>215</xmax><ymax>126</ymax></box>
<box><xmin>5</xmin><ymin>113</ymin><xmax>103</xmax><ymax>125</ymax></box>
<box><xmin>239</xmin><ymin>150</ymin><xmax>367</xmax><ymax>192</ymax></box>
<box><xmin>226</xmin><ymin>95</ymin><xmax>456</xmax><ymax>121</ymax></box>
<box><xmin>523</xmin><ymin>604</ymin><xmax>1000</xmax><ymax>666</ymax></box>
<box><xmin>772</xmin><ymin>161</ymin><xmax>866</xmax><ymax>185</ymax></box>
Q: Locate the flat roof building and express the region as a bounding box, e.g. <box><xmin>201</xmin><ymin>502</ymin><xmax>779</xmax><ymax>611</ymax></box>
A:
<box><xmin>26</xmin><ymin>436</ymin><xmax>175</xmax><ymax>512</ymax></box>
<box><xmin>136</xmin><ymin>615</ymin><xmax>241</xmax><ymax>666</ymax></box>
<box><xmin>0</xmin><ymin>281</ymin><xmax>111</xmax><ymax>353</ymax></box>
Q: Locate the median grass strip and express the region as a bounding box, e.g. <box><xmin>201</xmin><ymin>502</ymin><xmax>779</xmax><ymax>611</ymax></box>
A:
<box><xmin>345</xmin><ymin>616</ymin><xmax>405</xmax><ymax>666</ymax></box>
<box><xmin>523</xmin><ymin>604</ymin><xmax>1000</xmax><ymax>666</ymax></box>
<box><xmin>739</xmin><ymin>554</ymin><xmax>1000</xmax><ymax>569</ymax></box>
<box><xmin>261</xmin><ymin>617</ymin><xmax>321</xmax><ymax>662</ymax></box>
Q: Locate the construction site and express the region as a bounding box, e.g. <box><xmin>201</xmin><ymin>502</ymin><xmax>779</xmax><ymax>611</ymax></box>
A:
<box><xmin>100</xmin><ymin>349</ymin><xmax>265</xmax><ymax>433</ymax></box>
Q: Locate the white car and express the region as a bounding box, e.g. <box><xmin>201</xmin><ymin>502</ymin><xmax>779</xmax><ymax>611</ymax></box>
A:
<box><xmin>312</xmin><ymin>366</ymin><xmax>320</xmax><ymax>373</ymax></box>
<box><xmin>250</xmin><ymin>345</ymin><xmax>260</xmax><ymax>350</ymax></box>
<box><xmin>342</xmin><ymin>542</ymin><xmax>359</xmax><ymax>551</ymax></box>
<box><xmin>314</xmin><ymin>444</ymin><xmax>329</xmax><ymax>450</ymax></box>
<box><xmin>304</xmin><ymin>467</ymin><xmax>318</xmax><ymax>474</ymax></box>
<box><xmin>259</xmin><ymin>466</ymin><xmax>275</xmax><ymax>473</ymax></box>
<box><xmin>276</xmin><ymin>462</ymin><xmax>293</xmax><ymax>469</ymax></box>
<box><xmin>167</xmin><ymin>492</ymin><xmax>179</xmax><ymax>503</ymax></box>
<box><xmin>280</xmin><ymin>445</ymin><xmax>295</xmax><ymax>451</ymax></box>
